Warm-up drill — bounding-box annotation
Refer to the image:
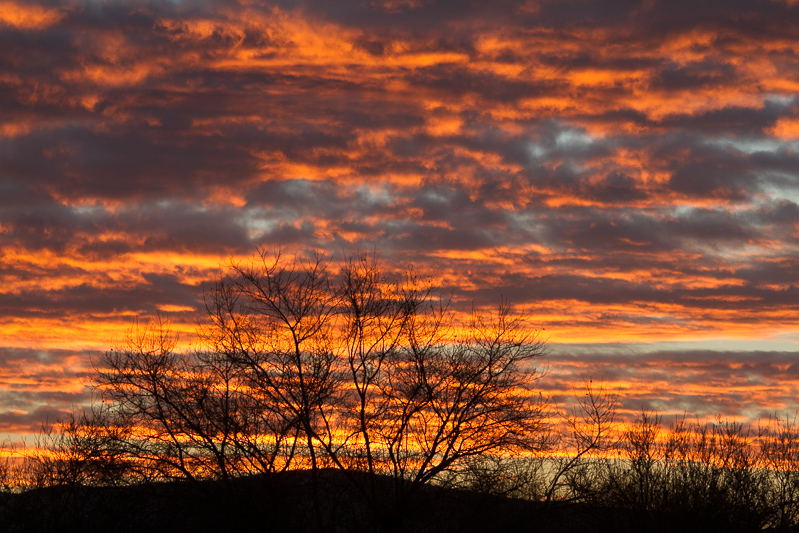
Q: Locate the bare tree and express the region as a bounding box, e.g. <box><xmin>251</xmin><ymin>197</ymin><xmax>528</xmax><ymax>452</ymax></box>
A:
<box><xmin>16</xmin><ymin>250</ymin><xmax>551</xmax><ymax>530</ymax></box>
<box><xmin>544</xmin><ymin>380</ymin><xmax>619</xmax><ymax>504</ymax></box>
<box><xmin>760</xmin><ymin>415</ymin><xmax>799</xmax><ymax>529</ymax></box>
<box><xmin>92</xmin><ymin>314</ymin><xmax>299</xmax><ymax>485</ymax></box>
<box><xmin>200</xmin><ymin>250</ymin><xmax>551</xmax><ymax>527</ymax></box>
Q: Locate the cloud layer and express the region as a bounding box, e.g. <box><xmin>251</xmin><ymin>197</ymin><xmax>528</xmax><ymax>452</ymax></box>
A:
<box><xmin>1</xmin><ymin>0</ymin><xmax>799</xmax><ymax>435</ymax></box>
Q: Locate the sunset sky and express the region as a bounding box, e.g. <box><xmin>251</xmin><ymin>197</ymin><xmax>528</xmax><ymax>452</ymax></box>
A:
<box><xmin>2</xmin><ymin>0</ymin><xmax>799</xmax><ymax>439</ymax></box>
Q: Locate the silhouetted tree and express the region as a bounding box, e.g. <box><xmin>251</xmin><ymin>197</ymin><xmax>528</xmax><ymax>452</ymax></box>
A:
<box><xmin>577</xmin><ymin>411</ymin><xmax>779</xmax><ymax>532</ymax></box>
<box><xmin>58</xmin><ymin>250</ymin><xmax>550</xmax><ymax>531</ymax></box>
<box><xmin>201</xmin><ymin>250</ymin><xmax>551</xmax><ymax>529</ymax></box>
<box><xmin>760</xmin><ymin>415</ymin><xmax>799</xmax><ymax>529</ymax></box>
<box><xmin>544</xmin><ymin>380</ymin><xmax>619</xmax><ymax>505</ymax></box>
<box><xmin>93</xmin><ymin>314</ymin><xmax>300</xmax><ymax>486</ymax></box>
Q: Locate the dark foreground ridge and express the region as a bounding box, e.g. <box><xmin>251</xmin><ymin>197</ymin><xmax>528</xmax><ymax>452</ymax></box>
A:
<box><xmin>2</xmin><ymin>469</ymin><xmax>796</xmax><ymax>533</ymax></box>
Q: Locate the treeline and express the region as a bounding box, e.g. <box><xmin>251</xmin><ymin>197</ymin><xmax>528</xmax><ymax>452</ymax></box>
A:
<box><xmin>1</xmin><ymin>250</ymin><xmax>798</xmax><ymax>532</ymax></box>
<box><xmin>458</xmin><ymin>411</ymin><xmax>799</xmax><ymax>532</ymax></box>
<box><xmin>4</xmin><ymin>408</ymin><xmax>799</xmax><ymax>531</ymax></box>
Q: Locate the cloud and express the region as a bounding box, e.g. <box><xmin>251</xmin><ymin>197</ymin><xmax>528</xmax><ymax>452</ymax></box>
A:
<box><xmin>0</xmin><ymin>344</ymin><xmax>795</xmax><ymax>437</ymax></box>
<box><xmin>0</xmin><ymin>1</ymin><xmax>63</xmax><ymax>30</ymax></box>
<box><xmin>545</xmin><ymin>347</ymin><xmax>799</xmax><ymax>421</ymax></box>
<box><xmin>1</xmin><ymin>0</ymin><xmax>799</xmax><ymax>436</ymax></box>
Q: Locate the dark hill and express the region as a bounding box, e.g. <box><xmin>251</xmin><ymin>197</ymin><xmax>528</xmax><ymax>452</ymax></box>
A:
<box><xmin>0</xmin><ymin>470</ymin><xmax>793</xmax><ymax>533</ymax></box>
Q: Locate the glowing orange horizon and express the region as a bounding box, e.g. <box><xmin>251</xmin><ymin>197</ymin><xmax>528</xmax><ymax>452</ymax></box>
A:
<box><xmin>2</xmin><ymin>0</ymin><xmax>799</xmax><ymax>442</ymax></box>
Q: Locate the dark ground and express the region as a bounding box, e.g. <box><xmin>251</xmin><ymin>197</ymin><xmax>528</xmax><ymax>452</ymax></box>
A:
<box><xmin>1</xmin><ymin>470</ymin><xmax>795</xmax><ymax>533</ymax></box>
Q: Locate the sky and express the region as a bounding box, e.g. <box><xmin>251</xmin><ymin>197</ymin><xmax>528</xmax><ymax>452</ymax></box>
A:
<box><xmin>1</xmin><ymin>0</ymin><xmax>799</xmax><ymax>439</ymax></box>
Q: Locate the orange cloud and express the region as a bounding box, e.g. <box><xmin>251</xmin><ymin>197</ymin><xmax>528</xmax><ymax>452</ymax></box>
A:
<box><xmin>771</xmin><ymin>117</ymin><xmax>799</xmax><ymax>139</ymax></box>
<box><xmin>0</xmin><ymin>1</ymin><xmax>62</xmax><ymax>29</ymax></box>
